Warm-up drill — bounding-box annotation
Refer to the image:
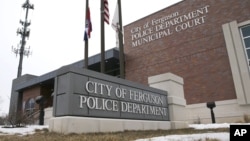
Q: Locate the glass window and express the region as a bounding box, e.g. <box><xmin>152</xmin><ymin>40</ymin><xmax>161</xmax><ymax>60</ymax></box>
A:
<box><xmin>25</xmin><ymin>98</ymin><xmax>35</xmax><ymax>115</ymax></box>
<box><xmin>247</xmin><ymin>49</ymin><xmax>250</xmax><ymax>58</ymax></box>
<box><xmin>22</xmin><ymin>101</ymin><xmax>26</xmax><ymax>112</ymax></box>
<box><xmin>244</xmin><ymin>38</ymin><xmax>250</xmax><ymax>48</ymax></box>
<box><xmin>242</xmin><ymin>25</ymin><xmax>250</xmax><ymax>37</ymax></box>
<box><xmin>240</xmin><ymin>25</ymin><xmax>250</xmax><ymax>68</ymax></box>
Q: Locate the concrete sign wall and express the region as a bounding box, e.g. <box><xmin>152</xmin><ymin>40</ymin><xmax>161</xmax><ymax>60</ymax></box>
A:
<box><xmin>53</xmin><ymin>66</ymin><xmax>169</xmax><ymax>121</ymax></box>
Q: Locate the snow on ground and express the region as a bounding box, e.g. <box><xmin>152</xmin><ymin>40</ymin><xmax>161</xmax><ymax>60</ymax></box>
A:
<box><xmin>0</xmin><ymin>125</ymin><xmax>48</xmax><ymax>136</ymax></box>
<box><xmin>136</xmin><ymin>132</ymin><xmax>229</xmax><ymax>141</ymax></box>
<box><xmin>0</xmin><ymin>123</ymin><xmax>248</xmax><ymax>140</ymax></box>
<box><xmin>136</xmin><ymin>123</ymin><xmax>230</xmax><ymax>141</ymax></box>
<box><xmin>137</xmin><ymin>123</ymin><xmax>249</xmax><ymax>141</ymax></box>
<box><xmin>189</xmin><ymin>123</ymin><xmax>250</xmax><ymax>130</ymax></box>
<box><xmin>189</xmin><ymin>123</ymin><xmax>230</xmax><ymax>129</ymax></box>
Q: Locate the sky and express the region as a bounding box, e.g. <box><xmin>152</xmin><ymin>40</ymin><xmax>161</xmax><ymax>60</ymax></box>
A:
<box><xmin>0</xmin><ymin>0</ymin><xmax>182</xmax><ymax>115</ymax></box>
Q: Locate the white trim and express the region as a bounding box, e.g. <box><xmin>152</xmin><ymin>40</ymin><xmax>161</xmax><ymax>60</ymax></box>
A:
<box><xmin>238</xmin><ymin>20</ymin><xmax>250</xmax><ymax>27</ymax></box>
<box><xmin>222</xmin><ymin>20</ymin><xmax>250</xmax><ymax>104</ymax></box>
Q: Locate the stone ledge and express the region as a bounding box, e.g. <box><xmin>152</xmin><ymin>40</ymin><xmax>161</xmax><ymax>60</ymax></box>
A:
<box><xmin>148</xmin><ymin>73</ymin><xmax>184</xmax><ymax>85</ymax></box>
<box><xmin>49</xmin><ymin>116</ymin><xmax>179</xmax><ymax>134</ymax></box>
<box><xmin>168</xmin><ymin>96</ymin><xmax>187</xmax><ymax>106</ymax></box>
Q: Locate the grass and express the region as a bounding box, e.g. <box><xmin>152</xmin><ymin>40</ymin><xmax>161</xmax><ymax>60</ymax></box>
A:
<box><xmin>0</xmin><ymin>128</ymin><xmax>229</xmax><ymax>141</ymax></box>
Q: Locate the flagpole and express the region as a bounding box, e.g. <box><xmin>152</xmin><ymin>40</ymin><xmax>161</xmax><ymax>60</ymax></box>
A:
<box><xmin>118</xmin><ymin>0</ymin><xmax>125</xmax><ymax>78</ymax></box>
<box><xmin>84</xmin><ymin>0</ymin><xmax>89</xmax><ymax>69</ymax></box>
<box><xmin>100</xmin><ymin>0</ymin><xmax>105</xmax><ymax>73</ymax></box>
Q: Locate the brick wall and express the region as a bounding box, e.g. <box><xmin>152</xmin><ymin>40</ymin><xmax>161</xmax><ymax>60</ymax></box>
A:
<box><xmin>124</xmin><ymin>0</ymin><xmax>250</xmax><ymax>104</ymax></box>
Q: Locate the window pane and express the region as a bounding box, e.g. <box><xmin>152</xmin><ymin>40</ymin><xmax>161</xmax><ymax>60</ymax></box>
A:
<box><xmin>244</xmin><ymin>38</ymin><xmax>250</xmax><ymax>48</ymax></box>
<box><xmin>242</xmin><ymin>25</ymin><xmax>250</xmax><ymax>37</ymax></box>
<box><xmin>247</xmin><ymin>49</ymin><xmax>250</xmax><ymax>59</ymax></box>
<box><xmin>29</xmin><ymin>98</ymin><xmax>35</xmax><ymax>109</ymax></box>
<box><xmin>25</xmin><ymin>99</ymin><xmax>30</xmax><ymax>110</ymax></box>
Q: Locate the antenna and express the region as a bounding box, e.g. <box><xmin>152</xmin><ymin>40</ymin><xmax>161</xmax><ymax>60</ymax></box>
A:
<box><xmin>12</xmin><ymin>0</ymin><xmax>34</xmax><ymax>78</ymax></box>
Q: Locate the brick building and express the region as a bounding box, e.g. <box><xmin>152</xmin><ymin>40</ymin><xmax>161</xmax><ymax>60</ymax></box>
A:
<box><xmin>10</xmin><ymin>0</ymin><xmax>250</xmax><ymax>124</ymax></box>
<box><xmin>124</xmin><ymin>0</ymin><xmax>250</xmax><ymax>105</ymax></box>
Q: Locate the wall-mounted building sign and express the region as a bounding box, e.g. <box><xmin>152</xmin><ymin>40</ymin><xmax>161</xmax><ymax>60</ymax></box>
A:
<box><xmin>53</xmin><ymin>66</ymin><xmax>169</xmax><ymax>121</ymax></box>
<box><xmin>130</xmin><ymin>5</ymin><xmax>210</xmax><ymax>47</ymax></box>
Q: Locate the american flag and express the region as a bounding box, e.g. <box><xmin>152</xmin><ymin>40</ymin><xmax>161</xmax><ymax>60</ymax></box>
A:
<box><xmin>104</xmin><ymin>0</ymin><xmax>109</xmax><ymax>24</ymax></box>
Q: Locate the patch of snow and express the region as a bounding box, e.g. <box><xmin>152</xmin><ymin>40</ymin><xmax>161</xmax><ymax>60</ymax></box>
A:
<box><xmin>1</xmin><ymin>123</ymin><xmax>249</xmax><ymax>140</ymax></box>
<box><xmin>189</xmin><ymin>123</ymin><xmax>230</xmax><ymax>129</ymax></box>
<box><xmin>136</xmin><ymin>132</ymin><xmax>229</xmax><ymax>141</ymax></box>
<box><xmin>189</xmin><ymin>123</ymin><xmax>250</xmax><ymax>130</ymax></box>
<box><xmin>136</xmin><ymin>123</ymin><xmax>233</xmax><ymax>141</ymax></box>
<box><xmin>0</xmin><ymin>125</ymin><xmax>48</xmax><ymax>136</ymax></box>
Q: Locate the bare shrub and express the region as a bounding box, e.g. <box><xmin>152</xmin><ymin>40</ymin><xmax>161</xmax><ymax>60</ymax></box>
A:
<box><xmin>3</xmin><ymin>111</ymin><xmax>38</xmax><ymax>127</ymax></box>
<box><xmin>0</xmin><ymin>116</ymin><xmax>4</xmax><ymax>125</ymax></box>
<box><xmin>193</xmin><ymin>116</ymin><xmax>201</xmax><ymax>124</ymax></box>
<box><xmin>243</xmin><ymin>114</ymin><xmax>250</xmax><ymax>123</ymax></box>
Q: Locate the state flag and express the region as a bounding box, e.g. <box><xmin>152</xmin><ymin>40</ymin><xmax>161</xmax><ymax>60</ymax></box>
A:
<box><xmin>84</xmin><ymin>7</ymin><xmax>92</xmax><ymax>41</ymax></box>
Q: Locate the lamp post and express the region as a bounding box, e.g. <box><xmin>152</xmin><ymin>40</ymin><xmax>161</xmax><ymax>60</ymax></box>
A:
<box><xmin>207</xmin><ymin>101</ymin><xmax>216</xmax><ymax>123</ymax></box>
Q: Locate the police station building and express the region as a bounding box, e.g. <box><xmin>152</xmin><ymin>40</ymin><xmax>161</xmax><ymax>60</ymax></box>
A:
<box><xmin>124</xmin><ymin>0</ymin><xmax>250</xmax><ymax>122</ymax></box>
<box><xmin>9</xmin><ymin>0</ymin><xmax>250</xmax><ymax>132</ymax></box>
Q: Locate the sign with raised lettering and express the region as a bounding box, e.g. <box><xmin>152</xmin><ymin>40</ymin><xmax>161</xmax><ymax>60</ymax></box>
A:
<box><xmin>53</xmin><ymin>67</ymin><xmax>169</xmax><ymax>121</ymax></box>
<box><xmin>130</xmin><ymin>5</ymin><xmax>210</xmax><ymax>47</ymax></box>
